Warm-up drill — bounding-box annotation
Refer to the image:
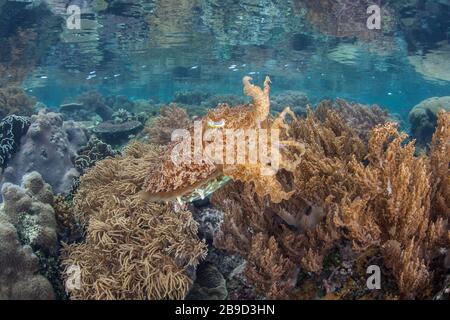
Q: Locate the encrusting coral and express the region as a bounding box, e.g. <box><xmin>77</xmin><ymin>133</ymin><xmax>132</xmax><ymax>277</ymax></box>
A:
<box><xmin>61</xmin><ymin>141</ymin><xmax>207</xmax><ymax>300</ymax></box>
<box><xmin>74</xmin><ymin>136</ymin><xmax>120</xmax><ymax>175</ymax></box>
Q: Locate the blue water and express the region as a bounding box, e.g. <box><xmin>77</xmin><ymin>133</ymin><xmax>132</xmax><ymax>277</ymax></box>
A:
<box><xmin>2</xmin><ymin>0</ymin><xmax>450</xmax><ymax>123</ymax></box>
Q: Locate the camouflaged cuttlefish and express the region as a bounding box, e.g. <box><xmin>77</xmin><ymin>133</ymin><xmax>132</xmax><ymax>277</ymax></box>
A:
<box><xmin>141</xmin><ymin>76</ymin><xmax>305</xmax><ymax>204</ymax></box>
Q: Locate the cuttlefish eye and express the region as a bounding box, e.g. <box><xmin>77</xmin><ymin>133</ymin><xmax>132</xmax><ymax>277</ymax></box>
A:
<box><xmin>207</xmin><ymin>119</ymin><xmax>226</xmax><ymax>128</ymax></box>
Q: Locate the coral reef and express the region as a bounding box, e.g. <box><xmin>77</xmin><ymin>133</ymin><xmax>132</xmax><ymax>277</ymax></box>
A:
<box><xmin>1</xmin><ymin>172</ymin><xmax>58</xmax><ymax>254</ymax></box>
<box><xmin>201</xmin><ymin>94</ymin><xmax>248</xmax><ymax>109</ymax></box>
<box><xmin>59</xmin><ymin>103</ymin><xmax>92</xmax><ymax>122</ymax></box>
<box><xmin>0</xmin><ymin>115</ymin><xmax>31</xmax><ymax>170</ymax></box>
<box><xmin>409</xmin><ymin>96</ymin><xmax>450</xmax><ymax>148</ymax></box>
<box><xmin>0</xmin><ymin>172</ymin><xmax>59</xmax><ymax>300</ymax></box>
<box><xmin>94</xmin><ymin>120</ymin><xmax>143</xmax><ymax>145</ymax></box>
<box><xmin>1</xmin><ymin>109</ymin><xmax>88</xmax><ymax>196</ymax></box>
<box><xmin>0</xmin><ymin>86</ymin><xmax>35</xmax><ymax>120</ymax></box>
<box><xmin>74</xmin><ymin>137</ymin><xmax>120</xmax><ymax>175</ymax></box>
<box><xmin>316</xmin><ymin>99</ymin><xmax>390</xmax><ymax>142</ymax></box>
<box><xmin>174</xmin><ymin>91</ymin><xmax>211</xmax><ymax>106</ymax></box>
<box><xmin>53</xmin><ymin>195</ymin><xmax>82</xmax><ymax>245</ymax></box>
<box><xmin>145</xmin><ymin>104</ymin><xmax>191</xmax><ymax>145</ymax></box>
<box><xmin>212</xmin><ymin>104</ymin><xmax>450</xmax><ymax>299</ymax></box>
<box><xmin>76</xmin><ymin>91</ymin><xmax>114</xmax><ymax>121</ymax></box>
<box><xmin>142</xmin><ymin>76</ymin><xmax>305</xmax><ymax>204</ymax></box>
<box><xmin>271</xmin><ymin>90</ymin><xmax>309</xmax><ymax>116</ymax></box>
<box><xmin>61</xmin><ymin>141</ymin><xmax>207</xmax><ymax>300</ymax></box>
<box><xmin>192</xmin><ymin>207</ymin><xmax>224</xmax><ymax>244</ymax></box>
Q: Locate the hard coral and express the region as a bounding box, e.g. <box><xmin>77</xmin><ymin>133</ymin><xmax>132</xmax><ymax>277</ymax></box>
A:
<box><xmin>1</xmin><ymin>109</ymin><xmax>88</xmax><ymax>195</ymax></box>
<box><xmin>0</xmin><ymin>86</ymin><xmax>35</xmax><ymax>120</ymax></box>
<box><xmin>74</xmin><ymin>137</ymin><xmax>120</xmax><ymax>175</ymax></box>
<box><xmin>0</xmin><ymin>115</ymin><xmax>31</xmax><ymax>170</ymax></box>
<box><xmin>408</xmin><ymin>96</ymin><xmax>450</xmax><ymax>149</ymax></box>
<box><xmin>0</xmin><ymin>172</ymin><xmax>58</xmax><ymax>300</ymax></box>
<box><xmin>62</xmin><ymin>141</ymin><xmax>207</xmax><ymax>300</ymax></box>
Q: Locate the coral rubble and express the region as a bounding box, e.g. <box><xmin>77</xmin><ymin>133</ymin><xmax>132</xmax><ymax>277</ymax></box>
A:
<box><xmin>62</xmin><ymin>141</ymin><xmax>207</xmax><ymax>300</ymax></box>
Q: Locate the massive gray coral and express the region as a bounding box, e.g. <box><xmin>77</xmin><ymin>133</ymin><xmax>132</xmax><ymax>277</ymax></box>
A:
<box><xmin>0</xmin><ymin>109</ymin><xmax>87</xmax><ymax>196</ymax></box>
<box><xmin>409</xmin><ymin>96</ymin><xmax>450</xmax><ymax>148</ymax></box>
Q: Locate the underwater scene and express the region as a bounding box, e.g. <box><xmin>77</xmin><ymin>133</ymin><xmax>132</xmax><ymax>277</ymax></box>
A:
<box><xmin>0</xmin><ymin>0</ymin><xmax>449</xmax><ymax>303</ymax></box>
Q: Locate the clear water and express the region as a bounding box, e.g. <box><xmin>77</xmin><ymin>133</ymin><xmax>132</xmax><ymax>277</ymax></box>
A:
<box><xmin>2</xmin><ymin>0</ymin><xmax>450</xmax><ymax>121</ymax></box>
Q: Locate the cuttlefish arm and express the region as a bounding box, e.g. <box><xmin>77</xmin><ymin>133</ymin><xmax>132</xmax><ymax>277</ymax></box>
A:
<box><xmin>243</xmin><ymin>75</ymin><xmax>271</xmax><ymax>125</ymax></box>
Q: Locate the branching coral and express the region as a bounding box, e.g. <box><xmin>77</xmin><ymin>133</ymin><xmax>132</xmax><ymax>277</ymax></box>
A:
<box><xmin>145</xmin><ymin>104</ymin><xmax>191</xmax><ymax>145</ymax></box>
<box><xmin>0</xmin><ymin>86</ymin><xmax>36</xmax><ymax>120</ymax></box>
<box><xmin>61</xmin><ymin>141</ymin><xmax>207</xmax><ymax>300</ymax></box>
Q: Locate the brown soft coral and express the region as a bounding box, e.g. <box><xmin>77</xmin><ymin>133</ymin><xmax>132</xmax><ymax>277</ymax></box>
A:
<box><xmin>333</xmin><ymin>117</ymin><xmax>449</xmax><ymax>298</ymax></box>
<box><xmin>61</xmin><ymin>141</ymin><xmax>207</xmax><ymax>300</ymax></box>
<box><xmin>0</xmin><ymin>87</ymin><xmax>35</xmax><ymax>119</ymax></box>
<box><xmin>213</xmin><ymin>104</ymin><xmax>450</xmax><ymax>299</ymax></box>
<box><xmin>145</xmin><ymin>104</ymin><xmax>191</xmax><ymax>145</ymax></box>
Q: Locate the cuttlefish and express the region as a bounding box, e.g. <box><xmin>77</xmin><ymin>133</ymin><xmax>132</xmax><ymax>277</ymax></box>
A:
<box><xmin>141</xmin><ymin>76</ymin><xmax>305</xmax><ymax>204</ymax></box>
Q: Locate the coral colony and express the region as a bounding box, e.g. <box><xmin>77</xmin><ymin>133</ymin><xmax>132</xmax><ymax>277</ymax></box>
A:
<box><xmin>0</xmin><ymin>0</ymin><xmax>449</xmax><ymax>303</ymax></box>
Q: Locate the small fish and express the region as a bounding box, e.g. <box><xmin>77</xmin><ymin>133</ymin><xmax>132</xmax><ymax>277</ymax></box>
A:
<box><xmin>228</xmin><ymin>64</ymin><xmax>237</xmax><ymax>69</ymax></box>
<box><xmin>114</xmin><ymin>74</ymin><xmax>121</xmax><ymax>77</ymax></box>
<box><xmin>191</xmin><ymin>65</ymin><xmax>199</xmax><ymax>69</ymax></box>
<box><xmin>89</xmin><ymin>71</ymin><xmax>96</xmax><ymax>74</ymax></box>
<box><xmin>207</xmin><ymin>119</ymin><xmax>225</xmax><ymax>128</ymax></box>
<box><xmin>40</xmin><ymin>76</ymin><xmax>48</xmax><ymax>79</ymax></box>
